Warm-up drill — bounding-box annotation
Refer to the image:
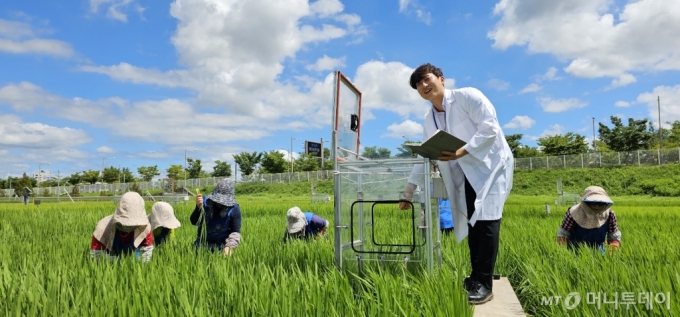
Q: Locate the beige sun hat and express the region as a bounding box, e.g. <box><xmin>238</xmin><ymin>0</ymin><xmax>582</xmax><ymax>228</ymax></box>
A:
<box><xmin>569</xmin><ymin>186</ymin><xmax>613</xmax><ymax>229</ymax></box>
<box><xmin>92</xmin><ymin>192</ymin><xmax>151</xmax><ymax>250</ymax></box>
<box><xmin>148</xmin><ymin>202</ymin><xmax>181</xmax><ymax>230</ymax></box>
<box><xmin>581</xmin><ymin>186</ymin><xmax>614</xmax><ymax>204</ymax></box>
<box><xmin>286</xmin><ymin>206</ymin><xmax>307</xmax><ymax>234</ymax></box>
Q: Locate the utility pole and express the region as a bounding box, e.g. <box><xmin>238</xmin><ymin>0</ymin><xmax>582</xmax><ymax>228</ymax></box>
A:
<box><xmin>290</xmin><ymin>137</ymin><xmax>295</xmax><ymax>174</ymax></box>
<box><xmin>658</xmin><ymin>96</ymin><xmax>663</xmax><ymax>149</ymax></box>
<box><xmin>592</xmin><ymin>117</ymin><xmax>596</xmax><ymax>152</ymax></box>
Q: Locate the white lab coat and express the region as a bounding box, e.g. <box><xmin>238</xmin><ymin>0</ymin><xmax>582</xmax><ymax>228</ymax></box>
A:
<box><xmin>408</xmin><ymin>88</ymin><xmax>514</xmax><ymax>242</ymax></box>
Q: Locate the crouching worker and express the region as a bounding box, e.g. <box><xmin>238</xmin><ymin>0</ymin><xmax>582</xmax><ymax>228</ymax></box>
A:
<box><xmin>283</xmin><ymin>206</ymin><xmax>329</xmax><ymax>242</ymax></box>
<box><xmin>90</xmin><ymin>192</ymin><xmax>154</xmax><ymax>262</ymax></box>
<box><xmin>439</xmin><ymin>198</ymin><xmax>454</xmax><ymax>235</ymax></box>
<box><xmin>148</xmin><ymin>202</ymin><xmax>181</xmax><ymax>247</ymax></box>
<box><xmin>557</xmin><ymin>186</ymin><xmax>621</xmax><ymax>255</ymax></box>
<box><xmin>191</xmin><ymin>178</ymin><xmax>241</xmax><ymax>256</ymax></box>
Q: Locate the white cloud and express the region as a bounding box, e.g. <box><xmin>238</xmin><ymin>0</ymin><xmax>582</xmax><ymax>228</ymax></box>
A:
<box><xmin>306</xmin><ymin>55</ymin><xmax>346</xmax><ymax>72</ymax></box>
<box><xmin>0</xmin><ymin>19</ymin><xmax>74</xmax><ymax>57</ymax></box>
<box><xmin>77</xmin><ymin>63</ymin><xmax>195</xmax><ymax>88</ymax></box>
<box><xmin>399</xmin><ymin>0</ymin><xmax>410</xmax><ymax>12</ymax></box>
<box><xmin>96</xmin><ymin>146</ymin><xmax>117</xmax><ymax>154</ymax></box>
<box><xmin>519</xmin><ymin>83</ymin><xmax>541</xmax><ymax>94</ymax></box>
<box><xmin>310</xmin><ymin>0</ymin><xmax>344</xmax><ymax>17</ymax></box>
<box><xmin>353</xmin><ymin>61</ymin><xmax>445</xmax><ymax>119</ymax></box>
<box><xmin>0</xmin><ymin>82</ymin><xmax>282</xmax><ymax>144</ymax></box>
<box><xmin>608</xmin><ymin>73</ymin><xmax>637</xmax><ymax>89</ymax></box>
<box><xmin>538</xmin><ymin>97</ymin><xmax>587</xmax><ymax>113</ymax></box>
<box><xmin>541</xmin><ymin>124</ymin><xmax>565</xmax><ymax>137</ymax></box>
<box><xmin>80</xmin><ymin>0</ymin><xmax>365</xmax><ymax>122</ymax></box>
<box><xmin>615</xmin><ymin>101</ymin><xmax>631</xmax><ymax>107</ymax></box>
<box><xmin>415</xmin><ymin>10</ymin><xmax>432</xmax><ymax>25</ymax></box>
<box><xmin>382</xmin><ymin>120</ymin><xmax>423</xmax><ymax>138</ymax></box>
<box><xmin>636</xmin><ymin>85</ymin><xmax>680</xmax><ymax>125</ymax></box>
<box><xmin>138</xmin><ymin>151</ymin><xmax>169</xmax><ymax>159</ymax></box>
<box><xmin>89</xmin><ymin>0</ymin><xmax>144</xmax><ymax>23</ymax></box>
<box><xmin>487</xmin><ymin>78</ymin><xmax>510</xmax><ymax>91</ymax></box>
<box><xmin>0</xmin><ymin>117</ymin><xmax>91</xmax><ymax>149</ymax></box>
<box><xmin>503</xmin><ymin>115</ymin><xmax>536</xmax><ymax>130</ymax></box>
<box><xmin>398</xmin><ymin>0</ymin><xmax>431</xmax><ymax>25</ymax></box>
<box><xmin>539</xmin><ymin>67</ymin><xmax>559</xmax><ymax>81</ymax></box>
<box><xmin>489</xmin><ymin>0</ymin><xmax>680</xmax><ymax>82</ymax></box>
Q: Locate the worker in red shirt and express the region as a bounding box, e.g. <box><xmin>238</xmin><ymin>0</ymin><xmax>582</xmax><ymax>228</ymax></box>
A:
<box><xmin>90</xmin><ymin>192</ymin><xmax>154</xmax><ymax>262</ymax></box>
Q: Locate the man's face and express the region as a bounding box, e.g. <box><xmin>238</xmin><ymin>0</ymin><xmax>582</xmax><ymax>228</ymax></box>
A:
<box><xmin>416</xmin><ymin>73</ymin><xmax>445</xmax><ymax>103</ymax></box>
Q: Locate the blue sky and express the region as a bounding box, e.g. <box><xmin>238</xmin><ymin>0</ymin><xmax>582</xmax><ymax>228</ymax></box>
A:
<box><xmin>1</xmin><ymin>0</ymin><xmax>679</xmax><ymax>179</ymax></box>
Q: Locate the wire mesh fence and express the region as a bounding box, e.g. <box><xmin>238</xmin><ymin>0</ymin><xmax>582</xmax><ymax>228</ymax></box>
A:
<box><xmin>513</xmin><ymin>148</ymin><xmax>680</xmax><ymax>170</ymax></box>
<box><xmin>3</xmin><ymin>148</ymin><xmax>680</xmax><ymax>197</ymax></box>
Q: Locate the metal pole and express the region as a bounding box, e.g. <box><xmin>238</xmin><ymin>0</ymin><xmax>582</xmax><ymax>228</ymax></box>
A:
<box><xmin>184</xmin><ymin>149</ymin><xmax>187</xmax><ymax>190</ymax></box>
<box><xmin>320</xmin><ymin>137</ymin><xmax>324</xmax><ymax>176</ymax></box>
<box><xmin>658</xmin><ymin>96</ymin><xmax>663</xmax><ymax>149</ymax></box>
<box><xmin>57</xmin><ymin>169</ymin><xmax>60</xmax><ymax>203</ymax></box>
<box><xmin>290</xmin><ymin>137</ymin><xmax>294</xmax><ymax>174</ymax></box>
<box><xmin>592</xmin><ymin>117</ymin><xmax>596</xmax><ymax>151</ymax></box>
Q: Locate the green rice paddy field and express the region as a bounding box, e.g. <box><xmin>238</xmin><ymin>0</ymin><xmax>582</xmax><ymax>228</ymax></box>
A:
<box><xmin>0</xmin><ymin>195</ymin><xmax>678</xmax><ymax>316</ymax></box>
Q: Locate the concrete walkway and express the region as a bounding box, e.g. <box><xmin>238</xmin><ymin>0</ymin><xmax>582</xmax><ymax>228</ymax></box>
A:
<box><xmin>472</xmin><ymin>277</ymin><xmax>526</xmax><ymax>317</ymax></box>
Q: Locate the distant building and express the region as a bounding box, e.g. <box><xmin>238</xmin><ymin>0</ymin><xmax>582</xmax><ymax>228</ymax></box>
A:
<box><xmin>33</xmin><ymin>170</ymin><xmax>51</xmax><ymax>183</ymax></box>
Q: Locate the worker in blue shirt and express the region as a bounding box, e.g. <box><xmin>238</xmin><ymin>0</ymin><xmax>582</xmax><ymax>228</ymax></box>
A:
<box><xmin>439</xmin><ymin>198</ymin><xmax>454</xmax><ymax>235</ymax></box>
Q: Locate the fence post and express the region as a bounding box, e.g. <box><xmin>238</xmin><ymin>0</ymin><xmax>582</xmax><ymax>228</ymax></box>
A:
<box><xmin>581</xmin><ymin>154</ymin><xmax>584</xmax><ymax>168</ymax></box>
<box><xmin>563</xmin><ymin>155</ymin><xmax>566</xmax><ymax>168</ymax></box>
<box><xmin>529</xmin><ymin>157</ymin><xmax>532</xmax><ymax>170</ymax></box>
<box><xmin>658</xmin><ymin>148</ymin><xmax>661</xmax><ymax>165</ymax></box>
<box><xmin>546</xmin><ymin>156</ymin><xmax>549</xmax><ymax>169</ymax></box>
<box><xmin>599</xmin><ymin>153</ymin><xmax>602</xmax><ymax>167</ymax></box>
<box><xmin>618</xmin><ymin>152</ymin><xmax>621</xmax><ymax>165</ymax></box>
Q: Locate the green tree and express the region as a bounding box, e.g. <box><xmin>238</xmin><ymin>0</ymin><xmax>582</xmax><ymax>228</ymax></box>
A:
<box><xmin>505</xmin><ymin>134</ymin><xmax>523</xmax><ymax>158</ymax></box>
<box><xmin>120</xmin><ymin>167</ymin><xmax>134</xmax><ymax>183</ymax></box>
<box><xmin>166</xmin><ymin>164</ymin><xmax>183</xmax><ymax>180</ymax></box>
<box><xmin>295</xmin><ymin>154</ymin><xmax>321</xmax><ymax>171</ymax></box>
<box><xmin>598</xmin><ymin>116</ymin><xmax>655</xmax><ymax>152</ymax></box>
<box><xmin>362</xmin><ymin>146</ymin><xmax>391</xmax><ymax>159</ymax></box>
<box><xmin>212</xmin><ymin>160</ymin><xmax>233</xmax><ymax>177</ymax></box>
<box><xmin>13</xmin><ymin>173</ymin><xmax>33</xmax><ymax>197</ymax></box>
<box><xmin>137</xmin><ymin>165</ymin><xmax>160</xmax><ymax>182</ymax></box>
<box><xmin>651</xmin><ymin>120</ymin><xmax>680</xmax><ymax>149</ymax></box>
<box><xmin>67</xmin><ymin>172</ymin><xmax>82</xmax><ymax>185</ymax></box>
<box><xmin>260</xmin><ymin>151</ymin><xmax>288</xmax><ymax>174</ymax></box>
<box><xmin>82</xmin><ymin>169</ymin><xmax>101</xmax><ymax>184</ymax></box>
<box><xmin>186</xmin><ymin>158</ymin><xmax>203</xmax><ymax>179</ymax></box>
<box><xmin>102</xmin><ymin>166</ymin><xmax>120</xmax><ymax>183</ymax></box>
<box><xmin>537</xmin><ymin>132</ymin><xmax>588</xmax><ymax>155</ymax></box>
<box><xmin>516</xmin><ymin>146</ymin><xmax>542</xmax><ymax>158</ymax></box>
<box><xmin>233</xmin><ymin>152</ymin><xmax>262</xmax><ymax>176</ymax></box>
<box><xmin>395</xmin><ymin>140</ymin><xmax>418</xmax><ymax>158</ymax></box>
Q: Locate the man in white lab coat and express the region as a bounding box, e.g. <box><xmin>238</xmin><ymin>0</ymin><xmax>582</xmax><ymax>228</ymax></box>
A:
<box><xmin>399</xmin><ymin>63</ymin><xmax>514</xmax><ymax>304</ymax></box>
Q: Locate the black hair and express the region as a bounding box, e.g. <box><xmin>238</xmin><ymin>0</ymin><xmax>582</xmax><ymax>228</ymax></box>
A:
<box><xmin>409</xmin><ymin>63</ymin><xmax>444</xmax><ymax>89</ymax></box>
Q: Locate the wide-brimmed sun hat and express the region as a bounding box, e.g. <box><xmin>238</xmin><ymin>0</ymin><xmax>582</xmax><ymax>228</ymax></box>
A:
<box><xmin>148</xmin><ymin>202</ymin><xmax>181</xmax><ymax>230</ymax></box>
<box><xmin>581</xmin><ymin>186</ymin><xmax>614</xmax><ymax>204</ymax></box>
<box><xmin>286</xmin><ymin>206</ymin><xmax>307</xmax><ymax>234</ymax></box>
<box><xmin>209</xmin><ymin>178</ymin><xmax>236</xmax><ymax>207</ymax></box>
<box><xmin>92</xmin><ymin>192</ymin><xmax>151</xmax><ymax>250</ymax></box>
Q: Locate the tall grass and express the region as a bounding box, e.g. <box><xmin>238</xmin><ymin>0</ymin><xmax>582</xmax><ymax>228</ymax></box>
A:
<box><xmin>0</xmin><ymin>196</ymin><xmax>677</xmax><ymax>316</ymax></box>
